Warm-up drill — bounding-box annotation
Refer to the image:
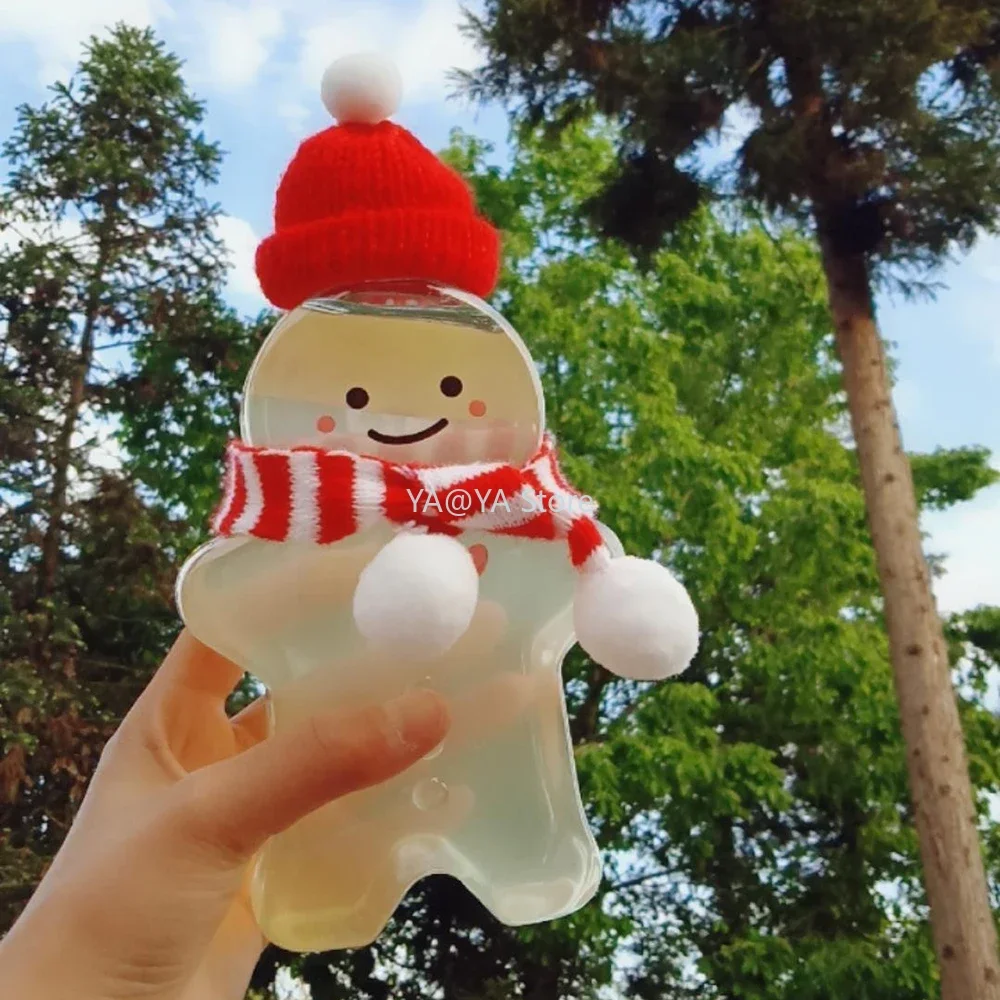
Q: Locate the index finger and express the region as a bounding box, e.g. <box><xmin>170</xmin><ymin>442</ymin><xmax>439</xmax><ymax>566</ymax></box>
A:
<box><xmin>178</xmin><ymin>690</ymin><xmax>451</xmax><ymax>861</ymax></box>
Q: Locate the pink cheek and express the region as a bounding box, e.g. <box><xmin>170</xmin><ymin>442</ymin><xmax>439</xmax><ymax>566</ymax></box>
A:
<box><xmin>316</xmin><ymin>415</ymin><xmax>336</xmax><ymax>434</ymax></box>
<box><xmin>468</xmin><ymin>543</ymin><xmax>489</xmax><ymax>575</ymax></box>
<box><xmin>468</xmin><ymin>400</ymin><xmax>487</xmax><ymax>418</ymax></box>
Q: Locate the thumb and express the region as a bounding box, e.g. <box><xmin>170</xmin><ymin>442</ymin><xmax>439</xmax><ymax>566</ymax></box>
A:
<box><xmin>175</xmin><ymin>689</ymin><xmax>449</xmax><ymax>862</ymax></box>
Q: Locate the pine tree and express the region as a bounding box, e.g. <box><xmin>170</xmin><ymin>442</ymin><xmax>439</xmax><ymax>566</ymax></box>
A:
<box><xmin>461</xmin><ymin>5</ymin><xmax>1000</xmax><ymax>994</ymax></box>
<box><xmin>0</xmin><ymin>24</ymin><xmax>241</xmax><ymax>924</ymax></box>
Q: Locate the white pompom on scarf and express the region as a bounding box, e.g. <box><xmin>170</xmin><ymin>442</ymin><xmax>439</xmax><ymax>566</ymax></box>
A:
<box><xmin>573</xmin><ymin>551</ymin><xmax>699</xmax><ymax>681</ymax></box>
<box><xmin>353</xmin><ymin>532</ymin><xmax>479</xmax><ymax>660</ymax></box>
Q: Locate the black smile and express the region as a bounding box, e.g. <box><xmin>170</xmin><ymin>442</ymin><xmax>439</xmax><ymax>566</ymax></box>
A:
<box><xmin>367</xmin><ymin>418</ymin><xmax>449</xmax><ymax>445</ymax></box>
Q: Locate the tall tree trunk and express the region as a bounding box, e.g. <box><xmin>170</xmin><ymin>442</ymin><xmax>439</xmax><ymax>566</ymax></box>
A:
<box><xmin>37</xmin><ymin>312</ymin><xmax>97</xmax><ymax>599</ymax></box>
<box><xmin>37</xmin><ymin>224</ymin><xmax>112</xmax><ymax>601</ymax></box>
<box><xmin>820</xmin><ymin>240</ymin><xmax>1000</xmax><ymax>1000</ymax></box>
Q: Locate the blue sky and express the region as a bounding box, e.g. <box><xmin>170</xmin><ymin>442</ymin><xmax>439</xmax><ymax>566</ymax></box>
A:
<box><xmin>1</xmin><ymin>0</ymin><xmax>996</xmax><ymax>613</ymax></box>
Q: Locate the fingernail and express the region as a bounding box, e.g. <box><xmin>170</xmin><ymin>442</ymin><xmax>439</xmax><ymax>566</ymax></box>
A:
<box><xmin>384</xmin><ymin>689</ymin><xmax>449</xmax><ymax>751</ymax></box>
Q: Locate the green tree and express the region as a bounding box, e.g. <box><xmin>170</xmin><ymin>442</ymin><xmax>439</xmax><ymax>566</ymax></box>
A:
<box><xmin>461</xmin><ymin>5</ymin><xmax>1000</xmax><ymax>994</ymax></box>
<box><xmin>0</xmin><ymin>24</ymin><xmax>253</xmax><ymax>925</ymax></box>
<box><xmin>233</xmin><ymin>125</ymin><xmax>999</xmax><ymax>999</ymax></box>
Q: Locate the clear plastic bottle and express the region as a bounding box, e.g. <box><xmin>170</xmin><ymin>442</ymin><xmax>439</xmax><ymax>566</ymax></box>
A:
<box><xmin>177</xmin><ymin>281</ymin><xmax>611</xmax><ymax>951</ymax></box>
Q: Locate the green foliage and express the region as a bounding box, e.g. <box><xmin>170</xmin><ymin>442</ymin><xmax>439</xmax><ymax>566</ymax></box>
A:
<box><xmin>462</xmin><ymin>0</ymin><xmax>1000</xmax><ymax>281</ymax></box>
<box><xmin>117</xmin><ymin>299</ymin><xmax>271</xmax><ymax>535</ymax></box>
<box><xmin>911</xmin><ymin>446</ymin><xmax>999</xmax><ymax>510</ymax></box>
<box><xmin>0</xmin><ymin>24</ymin><xmax>251</xmax><ymax>928</ymax></box>
<box><xmin>237</xmin><ymin>125</ymin><xmax>1000</xmax><ymax>998</ymax></box>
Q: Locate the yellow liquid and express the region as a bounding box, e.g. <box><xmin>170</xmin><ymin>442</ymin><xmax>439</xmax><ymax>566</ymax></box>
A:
<box><xmin>177</xmin><ymin>285</ymin><xmax>603</xmax><ymax>950</ymax></box>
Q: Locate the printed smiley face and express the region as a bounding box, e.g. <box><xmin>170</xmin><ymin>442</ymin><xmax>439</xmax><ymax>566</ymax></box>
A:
<box><xmin>242</xmin><ymin>287</ymin><xmax>544</xmax><ymax>464</ymax></box>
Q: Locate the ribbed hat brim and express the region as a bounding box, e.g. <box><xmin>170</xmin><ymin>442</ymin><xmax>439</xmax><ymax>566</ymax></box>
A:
<box><xmin>255</xmin><ymin>208</ymin><xmax>501</xmax><ymax>309</ymax></box>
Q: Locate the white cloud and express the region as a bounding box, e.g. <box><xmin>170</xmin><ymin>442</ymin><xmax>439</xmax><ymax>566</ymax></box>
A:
<box><xmin>0</xmin><ymin>0</ymin><xmax>482</xmax><ymax>116</ymax></box>
<box><xmin>0</xmin><ymin>0</ymin><xmax>287</xmax><ymax>93</ymax></box>
<box><xmin>191</xmin><ymin>0</ymin><xmax>285</xmax><ymax>90</ymax></box>
<box><xmin>299</xmin><ymin>0</ymin><xmax>478</xmax><ymax>108</ymax></box>
<box><xmin>395</xmin><ymin>0</ymin><xmax>480</xmax><ymax>100</ymax></box>
<box><xmin>0</xmin><ymin>0</ymin><xmax>168</xmax><ymax>84</ymax></box>
<box><xmin>214</xmin><ymin>214</ymin><xmax>265</xmax><ymax>305</ymax></box>
<box><xmin>925</xmin><ymin>483</ymin><xmax>1000</xmax><ymax>613</ymax></box>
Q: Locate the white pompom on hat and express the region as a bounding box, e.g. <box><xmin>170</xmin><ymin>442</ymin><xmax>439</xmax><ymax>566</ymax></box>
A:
<box><xmin>320</xmin><ymin>52</ymin><xmax>403</xmax><ymax>125</ymax></box>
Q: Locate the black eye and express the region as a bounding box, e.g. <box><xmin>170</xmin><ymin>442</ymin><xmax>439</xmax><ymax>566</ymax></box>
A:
<box><xmin>346</xmin><ymin>387</ymin><xmax>369</xmax><ymax>409</ymax></box>
<box><xmin>440</xmin><ymin>375</ymin><xmax>463</xmax><ymax>398</ymax></box>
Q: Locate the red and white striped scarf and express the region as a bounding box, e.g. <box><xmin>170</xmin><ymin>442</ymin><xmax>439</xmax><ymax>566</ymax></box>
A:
<box><xmin>211</xmin><ymin>435</ymin><xmax>608</xmax><ymax>571</ymax></box>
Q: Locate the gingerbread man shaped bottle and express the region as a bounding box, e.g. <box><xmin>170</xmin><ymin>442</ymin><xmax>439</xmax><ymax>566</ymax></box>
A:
<box><xmin>177</xmin><ymin>54</ymin><xmax>699</xmax><ymax>952</ymax></box>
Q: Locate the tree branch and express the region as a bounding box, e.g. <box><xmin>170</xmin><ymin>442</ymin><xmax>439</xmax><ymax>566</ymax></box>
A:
<box><xmin>606</xmin><ymin>870</ymin><xmax>672</xmax><ymax>893</ymax></box>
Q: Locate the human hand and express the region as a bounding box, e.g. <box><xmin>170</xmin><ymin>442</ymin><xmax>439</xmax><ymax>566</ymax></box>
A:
<box><xmin>0</xmin><ymin>631</ymin><xmax>449</xmax><ymax>1000</ymax></box>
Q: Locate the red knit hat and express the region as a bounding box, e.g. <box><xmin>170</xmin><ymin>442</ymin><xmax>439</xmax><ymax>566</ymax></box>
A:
<box><xmin>255</xmin><ymin>54</ymin><xmax>500</xmax><ymax>310</ymax></box>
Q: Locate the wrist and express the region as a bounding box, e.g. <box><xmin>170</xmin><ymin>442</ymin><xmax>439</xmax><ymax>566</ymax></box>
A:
<box><xmin>0</xmin><ymin>902</ymin><xmax>106</xmax><ymax>997</ymax></box>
